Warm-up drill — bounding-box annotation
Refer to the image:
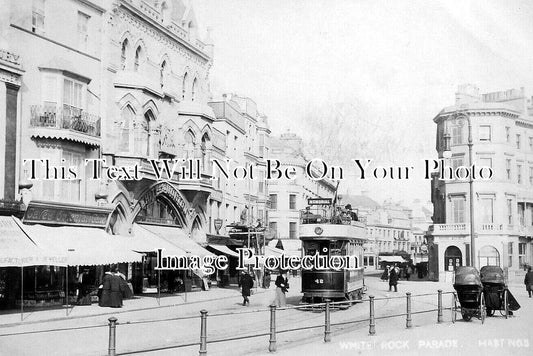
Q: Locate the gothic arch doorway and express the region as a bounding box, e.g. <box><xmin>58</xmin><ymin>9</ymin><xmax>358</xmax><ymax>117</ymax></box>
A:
<box><xmin>444</xmin><ymin>246</ymin><xmax>462</xmax><ymax>271</ymax></box>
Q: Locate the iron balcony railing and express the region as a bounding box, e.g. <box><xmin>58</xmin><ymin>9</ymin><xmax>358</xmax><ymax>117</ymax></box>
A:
<box><xmin>30</xmin><ymin>105</ymin><xmax>101</xmax><ymax>138</ymax></box>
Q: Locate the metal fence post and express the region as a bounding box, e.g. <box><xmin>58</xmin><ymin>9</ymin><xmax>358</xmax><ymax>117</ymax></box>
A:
<box><xmin>324</xmin><ymin>299</ymin><xmax>331</xmax><ymax>343</ymax></box>
<box><xmin>369</xmin><ymin>295</ymin><xmax>376</xmax><ymax>335</ymax></box>
<box><xmin>269</xmin><ymin>305</ymin><xmax>277</xmax><ymax>352</ymax></box>
<box><xmin>406</xmin><ymin>292</ymin><xmax>412</xmax><ymax>328</ymax></box>
<box><xmin>108</xmin><ymin>317</ymin><xmax>117</xmax><ymax>356</ymax></box>
<box><xmin>199</xmin><ymin>310</ymin><xmax>208</xmax><ymax>356</ymax></box>
<box><xmin>437</xmin><ymin>290</ymin><xmax>443</xmax><ymax>323</ymax></box>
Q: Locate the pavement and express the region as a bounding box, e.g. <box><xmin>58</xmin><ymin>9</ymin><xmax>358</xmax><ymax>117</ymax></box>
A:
<box><xmin>1</xmin><ymin>271</ymin><xmax>531</xmax><ymax>356</ymax></box>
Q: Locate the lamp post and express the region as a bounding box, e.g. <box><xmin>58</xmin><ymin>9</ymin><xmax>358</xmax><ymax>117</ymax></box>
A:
<box><xmin>443</xmin><ymin>111</ymin><xmax>475</xmax><ymax>268</ymax></box>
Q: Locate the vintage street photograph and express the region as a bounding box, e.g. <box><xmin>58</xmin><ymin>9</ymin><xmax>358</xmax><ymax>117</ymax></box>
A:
<box><xmin>0</xmin><ymin>0</ymin><xmax>532</xmax><ymax>355</ymax></box>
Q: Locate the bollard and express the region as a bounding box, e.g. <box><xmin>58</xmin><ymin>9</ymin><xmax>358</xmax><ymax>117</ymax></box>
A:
<box><xmin>369</xmin><ymin>295</ymin><xmax>376</xmax><ymax>335</ymax></box>
<box><xmin>199</xmin><ymin>310</ymin><xmax>208</xmax><ymax>356</ymax></box>
<box><xmin>406</xmin><ymin>292</ymin><xmax>412</xmax><ymax>328</ymax></box>
<box><xmin>108</xmin><ymin>317</ymin><xmax>117</xmax><ymax>356</ymax></box>
<box><xmin>324</xmin><ymin>299</ymin><xmax>331</xmax><ymax>343</ymax></box>
<box><xmin>269</xmin><ymin>305</ymin><xmax>277</xmax><ymax>352</ymax></box>
<box><xmin>437</xmin><ymin>290</ymin><xmax>443</xmax><ymax>323</ymax></box>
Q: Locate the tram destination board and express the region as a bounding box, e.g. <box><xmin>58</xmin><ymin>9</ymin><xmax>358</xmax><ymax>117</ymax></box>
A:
<box><xmin>307</xmin><ymin>198</ymin><xmax>332</xmax><ymax>206</ymax></box>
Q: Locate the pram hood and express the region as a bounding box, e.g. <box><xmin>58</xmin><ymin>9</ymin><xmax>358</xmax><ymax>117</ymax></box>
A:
<box><xmin>453</xmin><ymin>266</ymin><xmax>482</xmax><ymax>287</ymax></box>
<box><xmin>480</xmin><ymin>265</ymin><xmax>505</xmax><ymax>285</ymax></box>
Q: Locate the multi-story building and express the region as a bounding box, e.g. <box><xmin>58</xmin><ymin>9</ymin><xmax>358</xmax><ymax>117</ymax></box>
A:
<box><xmin>0</xmin><ymin>0</ymin><xmax>272</xmax><ymax>304</ymax></box>
<box><xmin>0</xmin><ymin>33</ymin><xmax>24</xmax><ymax>217</ymax></box>
<box><xmin>344</xmin><ymin>195</ymin><xmax>413</xmax><ymax>270</ymax></box>
<box><xmin>208</xmin><ymin>94</ymin><xmax>271</xmax><ymax>236</ymax></box>
<box><xmin>267</xmin><ymin>132</ymin><xmax>336</xmax><ymax>254</ymax></box>
<box><xmin>428</xmin><ymin>84</ymin><xmax>533</xmax><ymax>282</ymax></box>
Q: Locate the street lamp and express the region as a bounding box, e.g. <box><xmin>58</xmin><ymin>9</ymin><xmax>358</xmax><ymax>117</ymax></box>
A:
<box><xmin>443</xmin><ymin>111</ymin><xmax>476</xmax><ymax>268</ymax></box>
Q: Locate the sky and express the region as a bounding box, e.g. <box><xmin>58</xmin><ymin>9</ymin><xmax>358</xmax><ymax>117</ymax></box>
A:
<box><xmin>192</xmin><ymin>0</ymin><xmax>533</xmax><ymax>206</ymax></box>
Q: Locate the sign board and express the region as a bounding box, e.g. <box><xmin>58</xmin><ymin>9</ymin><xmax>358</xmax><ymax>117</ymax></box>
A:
<box><xmin>214</xmin><ymin>218</ymin><xmax>223</xmax><ymax>233</ymax></box>
<box><xmin>308</xmin><ymin>198</ymin><xmax>332</xmax><ymax>206</ymax></box>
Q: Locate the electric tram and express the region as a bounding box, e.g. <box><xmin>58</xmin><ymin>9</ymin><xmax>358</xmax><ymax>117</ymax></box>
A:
<box><xmin>300</xmin><ymin>199</ymin><xmax>367</xmax><ymax>303</ymax></box>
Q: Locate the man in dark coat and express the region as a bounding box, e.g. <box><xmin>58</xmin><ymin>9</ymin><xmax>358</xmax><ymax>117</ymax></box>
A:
<box><xmin>525</xmin><ymin>266</ymin><xmax>533</xmax><ymax>298</ymax></box>
<box><xmin>389</xmin><ymin>266</ymin><xmax>398</xmax><ymax>292</ymax></box>
<box><xmin>239</xmin><ymin>272</ymin><xmax>254</xmax><ymax>306</ymax></box>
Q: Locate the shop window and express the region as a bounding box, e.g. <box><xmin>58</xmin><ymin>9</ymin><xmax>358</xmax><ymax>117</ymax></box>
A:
<box><xmin>479</xmin><ymin>245</ymin><xmax>500</xmax><ymax>267</ymax></box>
<box><xmin>518</xmin><ymin>243</ymin><xmax>526</xmax><ymax>268</ymax></box>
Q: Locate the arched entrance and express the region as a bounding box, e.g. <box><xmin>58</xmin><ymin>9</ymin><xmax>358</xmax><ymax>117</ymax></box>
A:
<box><xmin>444</xmin><ymin>246</ymin><xmax>462</xmax><ymax>271</ymax></box>
<box><xmin>479</xmin><ymin>245</ymin><xmax>500</xmax><ymax>267</ymax></box>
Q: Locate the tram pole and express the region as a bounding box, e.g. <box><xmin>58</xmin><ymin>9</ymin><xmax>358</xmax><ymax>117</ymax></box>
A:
<box><xmin>324</xmin><ymin>299</ymin><xmax>331</xmax><ymax>342</ymax></box>
<box><xmin>369</xmin><ymin>295</ymin><xmax>376</xmax><ymax>335</ymax></box>
<box><xmin>199</xmin><ymin>310</ymin><xmax>208</xmax><ymax>355</ymax></box>
<box><xmin>406</xmin><ymin>292</ymin><xmax>412</xmax><ymax>328</ymax></box>
<box><xmin>269</xmin><ymin>305</ymin><xmax>277</xmax><ymax>352</ymax></box>
<box><xmin>437</xmin><ymin>290</ymin><xmax>443</xmax><ymax>323</ymax></box>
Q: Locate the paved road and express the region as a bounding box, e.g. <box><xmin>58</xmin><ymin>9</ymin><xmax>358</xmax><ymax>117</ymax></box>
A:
<box><xmin>0</xmin><ymin>276</ymin><xmax>457</xmax><ymax>355</ymax></box>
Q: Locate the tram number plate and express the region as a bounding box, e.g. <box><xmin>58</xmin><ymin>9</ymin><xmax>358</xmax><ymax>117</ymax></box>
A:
<box><xmin>314</xmin><ymin>279</ymin><xmax>324</xmax><ymax>284</ymax></box>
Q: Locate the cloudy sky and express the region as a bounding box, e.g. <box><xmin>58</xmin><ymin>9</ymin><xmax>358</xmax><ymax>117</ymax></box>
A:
<box><xmin>193</xmin><ymin>0</ymin><xmax>533</xmax><ymax>205</ymax></box>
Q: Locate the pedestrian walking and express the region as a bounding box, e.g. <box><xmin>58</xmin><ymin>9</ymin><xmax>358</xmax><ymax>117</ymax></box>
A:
<box><xmin>239</xmin><ymin>271</ymin><xmax>254</xmax><ymax>306</ymax></box>
<box><xmin>380</xmin><ymin>265</ymin><xmax>389</xmax><ymax>281</ymax></box>
<box><xmin>273</xmin><ymin>272</ymin><xmax>289</xmax><ymax>307</ymax></box>
<box><xmin>98</xmin><ymin>266</ymin><xmax>124</xmax><ymax>308</ymax></box>
<box><xmin>524</xmin><ymin>266</ymin><xmax>533</xmax><ymax>298</ymax></box>
<box><xmin>76</xmin><ymin>268</ymin><xmax>91</xmax><ymax>305</ymax></box>
<box><xmin>406</xmin><ymin>265</ymin><xmax>412</xmax><ymax>281</ymax></box>
<box><xmin>389</xmin><ymin>266</ymin><xmax>398</xmax><ymax>292</ymax></box>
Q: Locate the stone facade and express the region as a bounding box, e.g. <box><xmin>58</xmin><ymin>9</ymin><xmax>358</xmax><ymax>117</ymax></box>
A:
<box><xmin>428</xmin><ymin>84</ymin><xmax>533</xmax><ymax>282</ymax></box>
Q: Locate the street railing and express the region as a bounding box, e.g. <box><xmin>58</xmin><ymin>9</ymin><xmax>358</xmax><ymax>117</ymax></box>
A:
<box><xmin>0</xmin><ymin>290</ymin><xmax>462</xmax><ymax>356</ymax></box>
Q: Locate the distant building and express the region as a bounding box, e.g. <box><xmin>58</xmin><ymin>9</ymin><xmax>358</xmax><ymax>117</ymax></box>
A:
<box><xmin>428</xmin><ymin>84</ymin><xmax>533</xmax><ymax>282</ymax></box>
<box><xmin>342</xmin><ymin>195</ymin><xmax>413</xmax><ymax>270</ymax></box>
<box><xmin>267</xmin><ymin>132</ymin><xmax>336</xmax><ymax>254</ymax></box>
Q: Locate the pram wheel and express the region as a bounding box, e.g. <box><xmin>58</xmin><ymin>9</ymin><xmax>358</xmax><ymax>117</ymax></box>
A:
<box><xmin>461</xmin><ymin>308</ymin><xmax>472</xmax><ymax>321</ymax></box>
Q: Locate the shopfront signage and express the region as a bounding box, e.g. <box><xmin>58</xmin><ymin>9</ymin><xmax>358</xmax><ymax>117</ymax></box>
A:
<box><xmin>137</xmin><ymin>182</ymin><xmax>193</xmax><ymax>221</ymax></box>
<box><xmin>308</xmin><ymin>198</ymin><xmax>332</xmax><ymax>206</ymax></box>
<box><xmin>23</xmin><ymin>200</ymin><xmax>112</xmax><ymax>228</ymax></box>
<box><xmin>214</xmin><ymin>218</ymin><xmax>223</xmax><ymax>233</ymax></box>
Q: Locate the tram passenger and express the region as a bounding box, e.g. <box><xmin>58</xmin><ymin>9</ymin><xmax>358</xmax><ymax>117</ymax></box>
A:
<box><xmin>273</xmin><ymin>271</ymin><xmax>289</xmax><ymax>307</ymax></box>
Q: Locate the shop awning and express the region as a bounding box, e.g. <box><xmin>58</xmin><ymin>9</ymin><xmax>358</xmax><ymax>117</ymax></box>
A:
<box><xmin>207</xmin><ymin>244</ymin><xmax>239</xmax><ymax>257</ymax></box>
<box><xmin>15</xmin><ymin>220</ymin><xmax>142</xmax><ymax>266</ymax></box>
<box><xmin>131</xmin><ymin>224</ymin><xmax>186</xmax><ymax>255</ymax></box>
<box><xmin>139</xmin><ymin>224</ymin><xmax>213</xmax><ymax>258</ymax></box>
<box><xmin>264</xmin><ymin>245</ymin><xmax>284</xmax><ymax>257</ymax></box>
<box><xmin>0</xmin><ymin>216</ymin><xmax>67</xmax><ymax>267</ymax></box>
<box><xmin>268</xmin><ymin>239</ymin><xmax>302</xmax><ymax>257</ymax></box>
<box><xmin>379</xmin><ymin>256</ymin><xmax>406</xmax><ymax>263</ymax></box>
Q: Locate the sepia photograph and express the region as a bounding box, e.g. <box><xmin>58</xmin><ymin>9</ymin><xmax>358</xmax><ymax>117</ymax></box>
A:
<box><xmin>0</xmin><ymin>0</ymin><xmax>532</xmax><ymax>355</ymax></box>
